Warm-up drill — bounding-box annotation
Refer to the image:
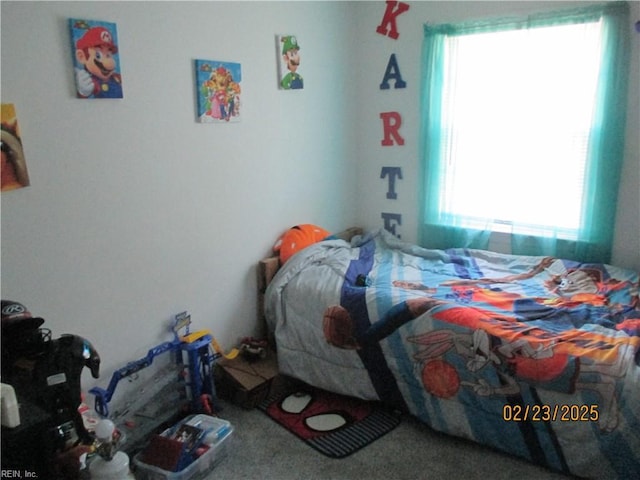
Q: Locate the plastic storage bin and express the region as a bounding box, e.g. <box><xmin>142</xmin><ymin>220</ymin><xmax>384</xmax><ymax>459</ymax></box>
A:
<box><xmin>133</xmin><ymin>415</ymin><xmax>233</xmax><ymax>480</ymax></box>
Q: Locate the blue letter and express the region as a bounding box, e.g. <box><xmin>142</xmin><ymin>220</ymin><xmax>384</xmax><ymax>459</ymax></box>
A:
<box><xmin>381</xmin><ymin>167</ymin><xmax>402</xmax><ymax>199</ymax></box>
<box><xmin>381</xmin><ymin>212</ymin><xmax>402</xmax><ymax>237</ymax></box>
<box><xmin>380</xmin><ymin>54</ymin><xmax>406</xmax><ymax>90</ymax></box>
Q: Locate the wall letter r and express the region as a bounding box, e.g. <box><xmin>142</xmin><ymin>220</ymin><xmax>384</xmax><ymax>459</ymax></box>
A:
<box><xmin>380</xmin><ymin>112</ymin><xmax>405</xmax><ymax>146</ymax></box>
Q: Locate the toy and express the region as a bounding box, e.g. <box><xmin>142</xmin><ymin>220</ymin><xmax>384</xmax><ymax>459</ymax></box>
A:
<box><xmin>1</xmin><ymin>301</ymin><xmax>101</xmax><ymax>443</ymax></box>
<box><xmin>180</xmin><ymin>329</ymin><xmax>240</xmax><ymax>360</ymax></box>
<box><xmin>239</xmin><ymin>337</ymin><xmax>268</xmax><ymax>361</ymax></box>
<box><xmin>88</xmin><ymin>419</ymin><xmax>135</xmax><ymax>479</ymax></box>
<box><xmin>178</xmin><ymin>326</ymin><xmax>239</xmax><ymax>414</ymax></box>
<box><xmin>89</xmin><ymin>337</ymin><xmax>181</xmax><ymax>418</ymax></box>
<box><xmin>89</xmin><ymin>312</ymin><xmax>235</xmax><ymax>418</ymax></box>
<box><xmin>1</xmin><ymin>300</ymin><xmax>101</xmax><ymax>475</ymax></box>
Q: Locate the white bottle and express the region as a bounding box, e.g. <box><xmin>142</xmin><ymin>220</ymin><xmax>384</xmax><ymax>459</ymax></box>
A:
<box><xmin>0</xmin><ymin>383</ymin><xmax>20</xmax><ymax>428</ymax></box>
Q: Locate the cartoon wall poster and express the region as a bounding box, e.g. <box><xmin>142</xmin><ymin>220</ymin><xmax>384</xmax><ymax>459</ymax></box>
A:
<box><xmin>277</xmin><ymin>34</ymin><xmax>303</xmax><ymax>90</ymax></box>
<box><xmin>195</xmin><ymin>60</ymin><xmax>242</xmax><ymax>123</ymax></box>
<box><xmin>1</xmin><ymin>104</ymin><xmax>30</xmax><ymax>192</ymax></box>
<box><xmin>69</xmin><ymin>18</ymin><xmax>123</xmax><ymax>99</ymax></box>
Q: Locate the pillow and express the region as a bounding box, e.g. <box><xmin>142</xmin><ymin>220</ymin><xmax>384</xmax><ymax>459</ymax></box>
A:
<box><xmin>273</xmin><ymin>224</ymin><xmax>331</xmax><ymax>264</ymax></box>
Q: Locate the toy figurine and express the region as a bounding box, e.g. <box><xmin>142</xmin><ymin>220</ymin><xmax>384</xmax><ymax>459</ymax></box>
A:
<box><xmin>88</xmin><ymin>419</ymin><xmax>135</xmax><ymax>479</ymax></box>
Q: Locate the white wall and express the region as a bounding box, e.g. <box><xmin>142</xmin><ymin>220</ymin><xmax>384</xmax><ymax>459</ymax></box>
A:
<box><xmin>2</xmin><ymin>0</ymin><xmax>638</xmax><ymax>396</ymax></box>
<box><xmin>1</xmin><ymin>1</ymin><xmax>359</xmax><ymax>386</ymax></box>
<box><xmin>354</xmin><ymin>0</ymin><xmax>640</xmax><ymax>271</ymax></box>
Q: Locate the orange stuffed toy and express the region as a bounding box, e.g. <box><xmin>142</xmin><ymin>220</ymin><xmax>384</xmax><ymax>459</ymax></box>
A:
<box><xmin>273</xmin><ymin>224</ymin><xmax>331</xmax><ymax>264</ymax></box>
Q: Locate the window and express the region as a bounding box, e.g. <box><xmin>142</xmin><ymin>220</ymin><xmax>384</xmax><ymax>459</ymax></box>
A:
<box><xmin>419</xmin><ymin>2</ymin><xmax>630</xmax><ymax>263</ymax></box>
<box><xmin>440</xmin><ymin>22</ymin><xmax>601</xmax><ymax>239</ymax></box>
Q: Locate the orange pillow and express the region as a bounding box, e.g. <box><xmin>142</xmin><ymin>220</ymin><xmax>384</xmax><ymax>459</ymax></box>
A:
<box><xmin>274</xmin><ymin>224</ymin><xmax>331</xmax><ymax>264</ymax></box>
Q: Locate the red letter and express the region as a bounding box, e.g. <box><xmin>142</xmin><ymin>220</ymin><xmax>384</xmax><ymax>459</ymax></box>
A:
<box><xmin>376</xmin><ymin>1</ymin><xmax>410</xmax><ymax>40</ymax></box>
<box><xmin>380</xmin><ymin>112</ymin><xmax>405</xmax><ymax>146</ymax></box>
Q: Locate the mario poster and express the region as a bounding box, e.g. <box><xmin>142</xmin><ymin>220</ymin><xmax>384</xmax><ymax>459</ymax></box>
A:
<box><xmin>277</xmin><ymin>34</ymin><xmax>303</xmax><ymax>90</ymax></box>
<box><xmin>69</xmin><ymin>19</ymin><xmax>123</xmax><ymax>99</ymax></box>
<box><xmin>195</xmin><ymin>59</ymin><xmax>242</xmax><ymax>123</ymax></box>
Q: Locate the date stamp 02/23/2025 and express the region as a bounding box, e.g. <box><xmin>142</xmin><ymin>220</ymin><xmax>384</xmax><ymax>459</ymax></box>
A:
<box><xmin>503</xmin><ymin>403</ymin><xmax>600</xmax><ymax>422</ymax></box>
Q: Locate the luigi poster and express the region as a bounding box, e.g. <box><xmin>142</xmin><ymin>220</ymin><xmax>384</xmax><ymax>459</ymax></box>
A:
<box><xmin>69</xmin><ymin>19</ymin><xmax>123</xmax><ymax>99</ymax></box>
<box><xmin>277</xmin><ymin>34</ymin><xmax>303</xmax><ymax>90</ymax></box>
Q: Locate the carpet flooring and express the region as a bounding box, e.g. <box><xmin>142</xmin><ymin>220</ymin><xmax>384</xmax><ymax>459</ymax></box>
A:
<box><xmin>207</xmin><ymin>397</ymin><xmax>576</xmax><ymax>480</ymax></box>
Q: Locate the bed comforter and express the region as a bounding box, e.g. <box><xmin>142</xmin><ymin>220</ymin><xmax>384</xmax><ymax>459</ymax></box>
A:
<box><xmin>265</xmin><ymin>229</ymin><xmax>640</xmax><ymax>478</ymax></box>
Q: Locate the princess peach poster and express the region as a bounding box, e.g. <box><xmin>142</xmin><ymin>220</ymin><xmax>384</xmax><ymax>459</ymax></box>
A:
<box><xmin>69</xmin><ymin>19</ymin><xmax>123</xmax><ymax>99</ymax></box>
<box><xmin>195</xmin><ymin>60</ymin><xmax>242</xmax><ymax>123</ymax></box>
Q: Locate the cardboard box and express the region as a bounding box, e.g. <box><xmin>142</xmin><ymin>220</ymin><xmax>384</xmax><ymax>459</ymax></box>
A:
<box><xmin>215</xmin><ymin>350</ymin><xmax>279</xmax><ymax>409</ymax></box>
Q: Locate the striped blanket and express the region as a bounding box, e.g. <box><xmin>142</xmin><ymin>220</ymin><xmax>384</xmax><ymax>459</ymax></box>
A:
<box><xmin>265</xmin><ymin>229</ymin><xmax>640</xmax><ymax>478</ymax></box>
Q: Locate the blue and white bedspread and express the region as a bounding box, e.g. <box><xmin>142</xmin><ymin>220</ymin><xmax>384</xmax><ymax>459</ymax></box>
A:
<box><xmin>265</xmin><ymin>229</ymin><xmax>640</xmax><ymax>479</ymax></box>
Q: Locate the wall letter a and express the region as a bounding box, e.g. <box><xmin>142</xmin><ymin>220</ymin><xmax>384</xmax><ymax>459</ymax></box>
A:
<box><xmin>380</xmin><ymin>54</ymin><xmax>406</xmax><ymax>90</ymax></box>
<box><xmin>380</xmin><ymin>112</ymin><xmax>404</xmax><ymax>146</ymax></box>
<box><xmin>376</xmin><ymin>1</ymin><xmax>410</xmax><ymax>40</ymax></box>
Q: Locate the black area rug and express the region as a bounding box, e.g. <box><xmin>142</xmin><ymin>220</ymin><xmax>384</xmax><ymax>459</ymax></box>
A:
<box><xmin>258</xmin><ymin>386</ymin><xmax>401</xmax><ymax>458</ymax></box>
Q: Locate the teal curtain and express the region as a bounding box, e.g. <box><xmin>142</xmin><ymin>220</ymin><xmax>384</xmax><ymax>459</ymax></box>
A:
<box><xmin>418</xmin><ymin>26</ymin><xmax>492</xmax><ymax>250</ymax></box>
<box><xmin>418</xmin><ymin>2</ymin><xmax>630</xmax><ymax>261</ymax></box>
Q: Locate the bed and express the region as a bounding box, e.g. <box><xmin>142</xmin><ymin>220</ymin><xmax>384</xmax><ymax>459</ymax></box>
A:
<box><xmin>263</xmin><ymin>228</ymin><xmax>640</xmax><ymax>479</ymax></box>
